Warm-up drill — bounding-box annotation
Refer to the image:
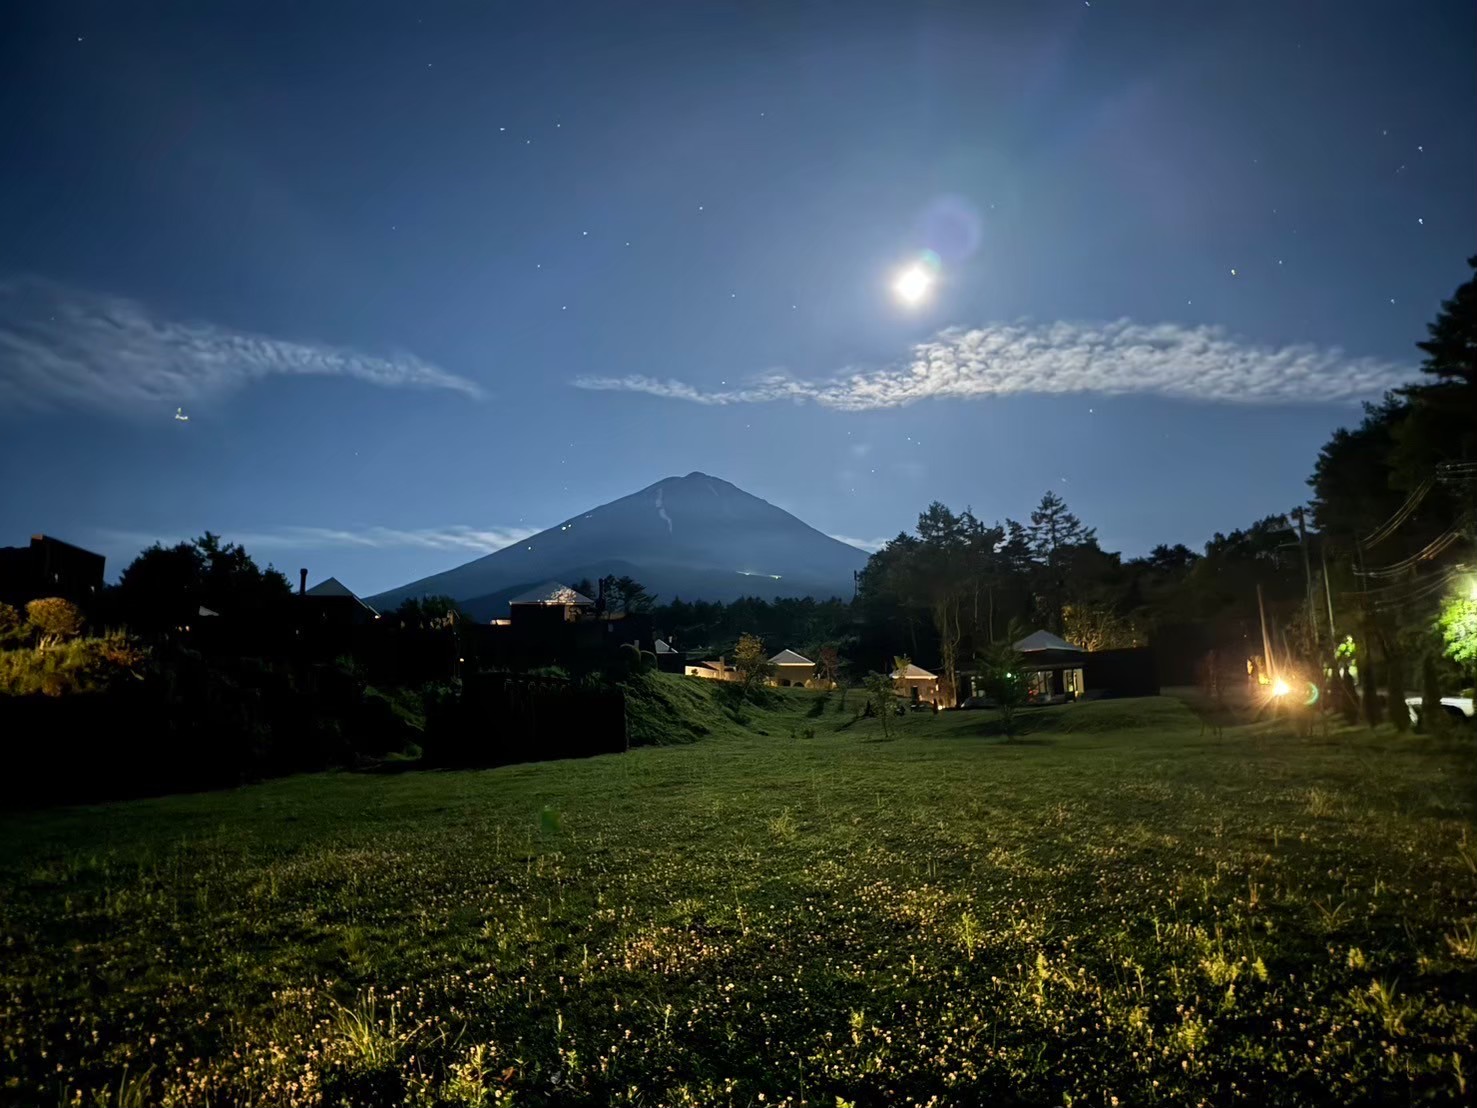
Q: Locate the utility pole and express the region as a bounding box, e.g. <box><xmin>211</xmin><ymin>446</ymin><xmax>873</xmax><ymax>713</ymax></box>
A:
<box><xmin>1257</xmin><ymin>582</ymin><xmax>1274</xmax><ymax>685</ymax></box>
<box><xmin>1292</xmin><ymin>507</ymin><xmax>1317</xmax><ymax>655</ymax></box>
<box><xmin>1320</xmin><ymin>540</ymin><xmax>1337</xmax><ymax>642</ymax></box>
<box><xmin>1353</xmin><ymin>540</ymin><xmax>1380</xmax><ymax>727</ymax></box>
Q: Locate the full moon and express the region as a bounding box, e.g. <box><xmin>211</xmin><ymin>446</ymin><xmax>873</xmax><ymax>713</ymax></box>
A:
<box><xmin>893</xmin><ymin>263</ymin><xmax>933</xmax><ymax>306</ymax></box>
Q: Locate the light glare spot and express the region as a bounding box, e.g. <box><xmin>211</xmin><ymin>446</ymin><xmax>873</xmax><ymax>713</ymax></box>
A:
<box><xmin>893</xmin><ymin>264</ymin><xmax>933</xmax><ymax>306</ymax></box>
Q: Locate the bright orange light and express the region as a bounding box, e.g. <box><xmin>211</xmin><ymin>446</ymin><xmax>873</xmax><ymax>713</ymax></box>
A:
<box><xmin>1271</xmin><ymin>678</ymin><xmax>1291</xmax><ymax>697</ymax></box>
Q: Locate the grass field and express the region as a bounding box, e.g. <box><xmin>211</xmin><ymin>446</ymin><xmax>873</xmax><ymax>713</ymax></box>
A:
<box><xmin>2</xmin><ymin>681</ymin><xmax>1475</xmax><ymax>1107</ymax></box>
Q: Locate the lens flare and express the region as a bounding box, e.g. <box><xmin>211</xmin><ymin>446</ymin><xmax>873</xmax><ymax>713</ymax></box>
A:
<box><xmin>1271</xmin><ymin>678</ymin><xmax>1291</xmax><ymax>698</ymax></box>
<box><xmin>893</xmin><ymin>265</ymin><xmax>932</xmax><ymax>304</ymax></box>
<box><xmin>893</xmin><ymin>264</ymin><xmax>935</xmax><ymax>306</ymax></box>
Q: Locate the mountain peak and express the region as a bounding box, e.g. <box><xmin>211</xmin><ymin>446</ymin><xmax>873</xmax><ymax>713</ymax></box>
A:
<box><xmin>368</xmin><ymin>473</ymin><xmax>869</xmax><ymax>617</ymax></box>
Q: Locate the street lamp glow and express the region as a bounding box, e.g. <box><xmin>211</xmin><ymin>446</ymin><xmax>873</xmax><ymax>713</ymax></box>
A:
<box><xmin>893</xmin><ymin>263</ymin><xmax>933</xmax><ymax>306</ymax></box>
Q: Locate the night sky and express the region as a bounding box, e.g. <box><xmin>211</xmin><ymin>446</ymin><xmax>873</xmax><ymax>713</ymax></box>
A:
<box><xmin>2</xmin><ymin>2</ymin><xmax>1472</xmax><ymax>595</ymax></box>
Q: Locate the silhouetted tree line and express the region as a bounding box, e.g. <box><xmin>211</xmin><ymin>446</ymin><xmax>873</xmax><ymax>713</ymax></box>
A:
<box><xmin>852</xmin><ymin>254</ymin><xmax>1477</xmax><ymax>716</ymax></box>
<box><xmin>1307</xmin><ymin>253</ymin><xmax>1477</xmax><ymax>727</ymax></box>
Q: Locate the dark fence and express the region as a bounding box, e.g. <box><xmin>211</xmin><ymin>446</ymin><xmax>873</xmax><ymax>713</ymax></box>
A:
<box><xmin>423</xmin><ymin>672</ymin><xmax>627</xmax><ymax>768</ymax></box>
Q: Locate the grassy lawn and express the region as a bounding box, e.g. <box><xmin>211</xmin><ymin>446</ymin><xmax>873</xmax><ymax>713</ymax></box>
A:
<box><xmin>2</xmin><ymin>683</ymin><xmax>1475</xmax><ymax>1106</ymax></box>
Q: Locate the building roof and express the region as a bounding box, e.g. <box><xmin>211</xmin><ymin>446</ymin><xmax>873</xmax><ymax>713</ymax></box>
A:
<box><xmin>305</xmin><ymin>577</ymin><xmax>378</xmax><ymax>613</ymax></box>
<box><xmin>654</xmin><ymin>638</ymin><xmax>677</xmax><ymax>653</ymax></box>
<box><xmin>509</xmin><ymin>581</ymin><xmax>595</xmax><ymax>606</ymax></box>
<box><xmin>305</xmin><ymin>576</ymin><xmax>357</xmax><ymax>598</ymax></box>
<box><xmin>687</xmin><ymin>659</ymin><xmax>723</xmax><ymax>671</ymax></box>
<box><xmin>1013</xmin><ymin>629</ymin><xmax>1084</xmax><ymax>653</ymax></box>
<box><xmin>769</xmin><ymin>648</ymin><xmax>814</xmax><ymax>666</ymax></box>
<box><xmin>892</xmin><ymin>663</ymin><xmax>938</xmax><ymax>679</ymax></box>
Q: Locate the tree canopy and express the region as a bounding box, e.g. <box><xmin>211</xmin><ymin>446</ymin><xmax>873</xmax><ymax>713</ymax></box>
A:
<box><xmin>115</xmin><ymin>533</ymin><xmax>291</xmax><ymax>632</ymax></box>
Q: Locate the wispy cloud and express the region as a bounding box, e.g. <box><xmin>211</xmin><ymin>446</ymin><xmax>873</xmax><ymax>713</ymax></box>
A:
<box><xmin>575</xmin><ymin>319</ymin><xmax>1416</xmax><ymax>409</ymax></box>
<box><xmin>828</xmin><ymin>534</ymin><xmax>890</xmax><ymax>553</ymax></box>
<box><xmin>102</xmin><ymin>524</ymin><xmax>538</xmax><ymax>555</ymax></box>
<box><xmin>0</xmin><ymin>276</ymin><xmax>482</xmax><ymax>412</ymax></box>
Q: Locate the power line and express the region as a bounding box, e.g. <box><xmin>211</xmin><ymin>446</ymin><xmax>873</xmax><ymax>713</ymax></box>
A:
<box><xmin>1356</xmin><ymin>514</ymin><xmax>1474</xmax><ymax>578</ymax></box>
<box><xmin>1358</xmin><ymin>476</ymin><xmax>1435</xmax><ymax>550</ymax></box>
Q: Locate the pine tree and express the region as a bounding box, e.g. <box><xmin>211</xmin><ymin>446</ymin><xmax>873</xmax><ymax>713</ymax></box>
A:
<box><xmin>1415</xmin><ymin>254</ymin><xmax>1477</xmax><ymax>391</ymax></box>
<box><xmin>1026</xmin><ymin>491</ymin><xmax>1096</xmax><ymax>563</ymax></box>
<box><xmin>1025</xmin><ymin>492</ymin><xmax>1097</xmax><ymax>634</ymax></box>
<box><xmin>1398</xmin><ymin>254</ymin><xmax>1477</xmax><ymax>471</ymax></box>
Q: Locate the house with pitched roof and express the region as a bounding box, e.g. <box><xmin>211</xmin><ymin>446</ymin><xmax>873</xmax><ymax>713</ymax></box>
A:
<box><xmin>891</xmin><ymin>661</ymin><xmax>941</xmax><ymax>706</ymax></box>
<box><xmin>958</xmin><ymin>628</ymin><xmax>1158</xmax><ymax>706</ymax></box>
<box><xmin>769</xmin><ymin>648</ymin><xmax>816</xmax><ymax>687</ymax></box>
<box><xmin>303</xmin><ymin>576</ymin><xmax>379</xmax><ymax>627</ymax></box>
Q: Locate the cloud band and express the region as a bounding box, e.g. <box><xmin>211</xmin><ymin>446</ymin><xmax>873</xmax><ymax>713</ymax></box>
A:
<box><xmin>0</xmin><ymin>276</ymin><xmax>481</xmax><ymax>412</ymax></box>
<box><xmin>574</xmin><ymin>319</ymin><xmax>1414</xmax><ymax>410</ymax></box>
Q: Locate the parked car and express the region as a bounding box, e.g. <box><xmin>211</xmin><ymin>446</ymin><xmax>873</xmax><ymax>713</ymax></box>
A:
<box><xmin>1404</xmin><ymin>695</ymin><xmax>1476</xmax><ymax>727</ymax></box>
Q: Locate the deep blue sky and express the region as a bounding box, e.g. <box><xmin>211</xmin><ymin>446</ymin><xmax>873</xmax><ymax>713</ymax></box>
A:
<box><xmin>1</xmin><ymin>1</ymin><xmax>1472</xmax><ymax>594</ymax></box>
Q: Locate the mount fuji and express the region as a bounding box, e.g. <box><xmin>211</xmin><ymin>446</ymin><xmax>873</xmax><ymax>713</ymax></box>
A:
<box><xmin>367</xmin><ymin>472</ymin><xmax>870</xmax><ymax>619</ymax></box>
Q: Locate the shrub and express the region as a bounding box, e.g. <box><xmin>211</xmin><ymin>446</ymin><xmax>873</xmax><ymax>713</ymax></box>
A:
<box><xmin>978</xmin><ymin>639</ymin><xmax>1029</xmax><ymax>739</ymax></box>
<box><xmin>25</xmin><ymin>597</ymin><xmax>84</xmax><ymax>647</ymax></box>
<box><xmin>0</xmin><ymin>602</ymin><xmax>27</xmax><ymax>647</ymax></box>
<box><xmin>0</xmin><ymin>631</ymin><xmax>147</xmax><ymax>697</ymax></box>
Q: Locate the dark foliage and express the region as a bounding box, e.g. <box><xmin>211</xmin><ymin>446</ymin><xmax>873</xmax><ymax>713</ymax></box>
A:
<box><xmin>421</xmin><ymin>672</ymin><xmax>626</xmax><ymax>767</ymax></box>
<box><xmin>0</xmin><ymin>647</ymin><xmax>419</xmax><ymax>807</ymax></box>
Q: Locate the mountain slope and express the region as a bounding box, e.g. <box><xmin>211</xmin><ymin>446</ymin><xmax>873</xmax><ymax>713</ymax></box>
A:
<box><xmin>368</xmin><ymin>472</ymin><xmax>868</xmax><ymax>618</ymax></box>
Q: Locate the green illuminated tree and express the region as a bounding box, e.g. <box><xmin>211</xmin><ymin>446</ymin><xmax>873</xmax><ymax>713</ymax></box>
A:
<box><xmin>1437</xmin><ymin>590</ymin><xmax>1477</xmax><ymax>669</ymax></box>
<box><xmin>732</xmin><ymin>632</ymin><xmax>773</xmax><ymax>695</ymax></box>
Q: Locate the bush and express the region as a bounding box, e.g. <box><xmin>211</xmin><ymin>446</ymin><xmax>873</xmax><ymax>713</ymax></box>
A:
<box><xmin>977</xmin><ymin>640</ymin><xmax>1029</xmax><ymax>739</ymax></box>
<box><xmin>0</xmin><ymin>632</ymin><xmax>147</xmax><ymax>697</ymax></box>
<box><xmin>0</xmin><ymin>602</ymin><xmax>26</xmax><ymax>647</ymax></box>
<box><xmin>0</xmin><ymin>646</ymin><xmax>416</xmax><ymax>807</ymax></box>
<box><xmin>25</xmin><ymin>597</ymin><xmax>84</xmax><ymax>647</ymax></box>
